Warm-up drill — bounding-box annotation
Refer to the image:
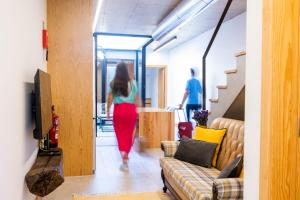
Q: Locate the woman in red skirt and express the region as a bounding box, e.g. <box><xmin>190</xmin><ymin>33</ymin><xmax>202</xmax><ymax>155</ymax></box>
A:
<box><xmin>107</xmin><ymin>62</ymin><xmax>139</xmax><ymax>171</ymax></box>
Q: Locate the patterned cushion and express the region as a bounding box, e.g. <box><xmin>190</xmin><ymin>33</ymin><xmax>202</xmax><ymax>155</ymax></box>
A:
<box><xmin>161</xmin><ymin>141</ymin><xmax>180</xmax><ymax>157</ymax></box>
<box><xmin>160</xmin><ymin>157</ymin><xmax>220</xmax><ymax>200</ymax></box>
<box><xmin>212</xmin><ymin>178</ymin><xmax>243</xmax><ymax>200</ymax></box>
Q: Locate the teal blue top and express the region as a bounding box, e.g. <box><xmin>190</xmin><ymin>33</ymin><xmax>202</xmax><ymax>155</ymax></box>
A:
<box><xmin>109</xmin><ymin>80</ymin><xmax>138</xmax><ymax>104</ymax></box>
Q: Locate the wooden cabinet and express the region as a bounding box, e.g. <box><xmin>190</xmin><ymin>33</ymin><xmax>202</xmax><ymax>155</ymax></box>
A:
<box><xmin>138</xmin><ymin>108</ymin><xmax>174</xmax><ymax>148</ymax></box>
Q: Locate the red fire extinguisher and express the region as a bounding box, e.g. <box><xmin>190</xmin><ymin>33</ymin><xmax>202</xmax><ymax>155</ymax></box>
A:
<box><xmin>49</xmin><ymin>105</ymin><xmax>59</xmax><ymax>148</ymax></box>
<box><xmin>42</xmin><ymin>22</ymin><xmax>48</xmax><ymax>49</ymax></box>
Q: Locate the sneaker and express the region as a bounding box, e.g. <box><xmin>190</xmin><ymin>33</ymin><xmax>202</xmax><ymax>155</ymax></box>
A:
<box><xmin>120</xmin><ymin>163</ymin><xmax>129</xmax><ymax>172</ymax></box>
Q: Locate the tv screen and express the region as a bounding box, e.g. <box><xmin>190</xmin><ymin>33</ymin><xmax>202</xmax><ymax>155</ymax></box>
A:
<box><xmin>33</xmin><ymin>69</ymin><xmax>53</xmax><ymax>140</ymax></box>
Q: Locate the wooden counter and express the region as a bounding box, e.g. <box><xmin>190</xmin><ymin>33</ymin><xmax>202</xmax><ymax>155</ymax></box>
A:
<box><xmin>138</xmin><ymin>107</ymin><xmax>174</xmax><ymax>148</ymax></box>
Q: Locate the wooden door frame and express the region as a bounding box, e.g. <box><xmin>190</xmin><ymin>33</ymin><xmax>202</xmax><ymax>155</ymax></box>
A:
<box><xmin>260</xmin><ymin>0</ymin><xmax>299</xmax><ymax>199</ymax></box>
<box><xmin>146</xmin><ymin>65</ymin><xmax>168</xmax><ymax>108</ymax></box>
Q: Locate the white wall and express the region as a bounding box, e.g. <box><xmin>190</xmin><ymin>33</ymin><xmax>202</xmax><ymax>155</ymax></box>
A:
<box><xmin>244</xmin><ymin>0</ymin><xmax>262</xmax><ymax>199</ymax></box>
<box><xmin>147</xmin><ymin>50</ymin><xmax>169</xmax><ymax>66</ymax></box>
<box><xmin>0</xmin><ymin>0</ymin><xmax>47</xmax><ymax>199</ymax></box>
<box><xmin>167</xmin><ymin>12</ymin><xmax>246</xmax><ymax>109</ymax></box>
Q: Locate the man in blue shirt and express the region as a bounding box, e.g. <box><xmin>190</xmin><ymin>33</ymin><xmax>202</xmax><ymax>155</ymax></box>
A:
<box><xmin>179</xmin><ymin>68</ymin><xmax>202</xmax><ymax>121</ymax></box>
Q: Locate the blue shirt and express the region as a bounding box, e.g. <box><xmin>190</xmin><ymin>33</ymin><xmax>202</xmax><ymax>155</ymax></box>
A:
<box><xmin>186</xmin><ymin>78</ymin><xmax>202</xmax><ymax>104</ymax></box>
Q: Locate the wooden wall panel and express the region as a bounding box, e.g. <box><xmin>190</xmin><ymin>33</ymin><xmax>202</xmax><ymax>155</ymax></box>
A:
<box><xmin>158</xmin><ymin>68</ymin><xmax>166</xmax><ymax>108</ymax></box>
<box><xmin>260</xmin><ymin>0</ymin><xmax>299</xmax><ymax>199</ymax></box>
<box><xmin>47</xmin><ymin>0</ymin><xmax>93</xmax><ymax>176</ymax></box>
<box><xmin>297</xmin><ymin>9</ymin><xmax>300</xmax><ymax>197</ymax></box>
<box><xmin>147</xmin><ymin>65</ymin><xmax>167</xmax><ymax>109</ymax></box>
<box><xmin>128</xmin><ymin>63</ymin><xmax>135</xmax><ymax>80</ymax></box>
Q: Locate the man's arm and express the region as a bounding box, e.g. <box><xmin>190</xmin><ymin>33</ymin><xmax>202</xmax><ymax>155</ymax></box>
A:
<box><xmin>179</xmin><ymin>90</ymin><xmax>189</xmax><ymax>109</ymax></box>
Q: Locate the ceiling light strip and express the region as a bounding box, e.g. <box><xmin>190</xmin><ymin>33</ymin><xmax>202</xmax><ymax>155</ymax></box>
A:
<box><xmin>153</xmin><ymin>36</ymin><xmax>177</xmax><ymax>52</ymax></box>
<box><xmin>94</xmin><ymin>32</ymin><xmax>152</xmax><ymax>38</ymax></box>
<box><xmin>152</xmin><ymin>0</ymin><xmax>215</xmax><ymax>41</ymax></box>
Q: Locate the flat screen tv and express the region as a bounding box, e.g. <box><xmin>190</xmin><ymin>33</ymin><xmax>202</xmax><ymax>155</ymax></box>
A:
<box><xmin>33</xmin><ymin>69</ymin><xmax>53</xmax><ymax>140</ymax></box>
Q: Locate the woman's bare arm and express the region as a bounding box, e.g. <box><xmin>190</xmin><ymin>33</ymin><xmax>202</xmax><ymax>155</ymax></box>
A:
<box><xmin>135</xmin><ymin>94</ymin><xmax>142</xmax><ymax>107</ymax></box>
<box><xmin>107</xmin><ymin>92</ymin><xmax>113</xmax><ymax>117</ymax></box>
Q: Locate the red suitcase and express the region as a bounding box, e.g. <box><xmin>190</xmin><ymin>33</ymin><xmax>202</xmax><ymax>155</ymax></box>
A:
<box><xmin>176</xmin><ymin>109</ymin><xmax>193</xmax><ymax>139</ymax></box>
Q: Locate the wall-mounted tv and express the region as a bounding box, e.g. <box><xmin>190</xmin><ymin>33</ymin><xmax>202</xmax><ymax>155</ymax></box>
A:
<box><xmin>33</xmin><ymin>69</ymin><xmax>53</xmax><ymax>140</ymax></box>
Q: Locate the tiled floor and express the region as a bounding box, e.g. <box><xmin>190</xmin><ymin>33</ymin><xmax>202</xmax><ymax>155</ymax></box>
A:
<box><xmin>43</xmin><ymin>134</ymin><xmax>168</xmax><ymax>200</ymax></box>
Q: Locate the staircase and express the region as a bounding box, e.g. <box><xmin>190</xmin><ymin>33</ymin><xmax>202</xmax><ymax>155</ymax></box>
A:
<box><xmin>208</xmin><ymin>51</ymin><xmax>246</xmax><ymax>125</ymax></box>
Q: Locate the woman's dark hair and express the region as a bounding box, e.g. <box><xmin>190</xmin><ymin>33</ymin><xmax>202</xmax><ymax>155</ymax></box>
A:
<box><xmin>111</xmin><ymin>62</ymin><xmax>131</xmax><ymax>97</ymax></box>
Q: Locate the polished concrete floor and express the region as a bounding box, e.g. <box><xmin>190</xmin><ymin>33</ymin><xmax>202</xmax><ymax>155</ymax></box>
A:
<box><xmin>44</xmin><ymin>133</ymin><xmax>169</xmax><ymax>200</ymax></box>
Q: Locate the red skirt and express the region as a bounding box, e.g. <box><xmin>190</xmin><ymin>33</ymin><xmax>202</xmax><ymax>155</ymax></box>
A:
<box><xmin>113</xmin><ymin>103</ymin><xmax>137</xmax><ymax>154</ymax></box>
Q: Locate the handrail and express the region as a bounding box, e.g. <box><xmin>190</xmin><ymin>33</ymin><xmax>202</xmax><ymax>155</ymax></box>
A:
<box><xmin>202</xmin><ymin>0</ymin><xmax>233</xmax><ymax>110</ymax></box>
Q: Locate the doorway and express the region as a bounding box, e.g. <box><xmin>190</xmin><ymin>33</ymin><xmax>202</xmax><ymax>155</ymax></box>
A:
<box><xmin>93</xmin><ymin>33</ymin><xmax>154</xmax><ymax>173</ymax></box>
<box><xmin>97</xmin><ymin>58</ymin><xmax>136</xmax><ymax>138</ymax></box>
<box><xmin>146</xmin><ymin>65</ymin><xmax>167</xmax><ymax>108</ymax></box>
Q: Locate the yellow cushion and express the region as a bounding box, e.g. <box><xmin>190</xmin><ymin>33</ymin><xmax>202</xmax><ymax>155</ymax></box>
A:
<box><xmin>239</xmin><ymin>167</ymin><xmax>244</xmax><ymax>178</ymax></box>
<box><xmin>193</xmin><ymin>126</ymin><xmax>226</xmax><ymax>167</ymax></box>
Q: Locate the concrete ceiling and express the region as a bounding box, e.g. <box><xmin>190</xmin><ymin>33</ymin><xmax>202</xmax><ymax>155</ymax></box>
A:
<box><xmin>149</xmin><ymin>0</ymin><xmax>247</xmax><ymax>50</ymax></box>
<box><xmin>94</xmin><ymin>0</ymin><xmax>247</xmax><ymax>50</ymax></box>
<box><xmin>95</xmin><ymin>0</ymin><xmax>181</xmax><ymax>35</ymax></box>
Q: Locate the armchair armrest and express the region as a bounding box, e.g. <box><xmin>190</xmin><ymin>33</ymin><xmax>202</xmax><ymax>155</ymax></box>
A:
<box><xmin>161</xmin><ymin>141</ymin><xmax>180</xmax><ymax>157</ymax></box>
<box><xmin>212</xmin><ymin>178</ymin><xmax>243</xmax><ymax>200</ymax></box>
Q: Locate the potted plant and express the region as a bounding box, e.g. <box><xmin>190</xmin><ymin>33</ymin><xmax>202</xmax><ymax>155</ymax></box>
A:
<box><xmin>192</xmin><ymin>110</ymin><xmax>209</xmax><ymax>127</ymax></box>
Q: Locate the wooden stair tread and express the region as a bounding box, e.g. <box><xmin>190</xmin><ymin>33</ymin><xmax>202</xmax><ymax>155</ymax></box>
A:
<box><xmin>235</xmin><ymin>51</ymin><xmax>246</xmax><ymax>57</ymax></box>
<box><xmin>209</xmin><ymin>98</ymin><xmax>219</xmax><ymax>103</ymax></box>
<box><xmin>217</xmin><ymin>85</ymin><xmax>227</xmax><ymax>89</ymax></box>
<box><xmin>225</xmin><ymin>69</ymin><xmax>238</xmax><ymax>74</ymax></box>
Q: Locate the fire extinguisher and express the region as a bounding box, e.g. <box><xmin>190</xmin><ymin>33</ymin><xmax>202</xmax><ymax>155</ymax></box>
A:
<box><xmin>42</xmin><ymin>22</ymin><xmax>48</xmax><ymax>61</ymax></box>
<box><xmin>49</xmin><ymin>105</ymin><xmax>59</xmax><ymax>148</ymax></box>
<box><xmin>42</xmin><ymin>22</ymin><xmax>48</xmax><ymax>49</ymax></box>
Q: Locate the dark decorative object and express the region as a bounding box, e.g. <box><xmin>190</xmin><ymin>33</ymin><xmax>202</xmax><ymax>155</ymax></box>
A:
<box><xmin>25</xmin><ymin>148</ymin><xmax>64</xmax><ymax>197</ymax></box>
<box><xmin>218</xmin><ymin>156</ymin><xmax>243</xmax><ymax>178</ymax></box>
<box><xmin>193</xmin><ymin>110</ymin><xmax>209</xmax><ymax>126</ymax></box>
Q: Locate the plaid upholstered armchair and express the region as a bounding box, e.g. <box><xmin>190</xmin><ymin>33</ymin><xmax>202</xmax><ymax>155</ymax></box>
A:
<box><xmin>160</xmin><ymin>118</ymin><xmax>244</xmax><ymax>200</ymax></box>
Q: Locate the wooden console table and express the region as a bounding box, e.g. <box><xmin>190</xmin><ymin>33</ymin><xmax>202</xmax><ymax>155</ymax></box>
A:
<box><xmin>25</xmin><ymin>148</ymin><xmax>64</xmax><ymax>198</ymax></box>
<box><xmin>138</xmin><ymin>108</ymin><xmax>175</xmax><ymax>148</ymax></box>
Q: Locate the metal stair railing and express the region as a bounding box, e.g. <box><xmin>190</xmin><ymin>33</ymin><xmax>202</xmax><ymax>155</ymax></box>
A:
<box><xmin>202</xmin><ymin>0</ymin><xmax>233</xmax><ymax>110</ymax></box>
